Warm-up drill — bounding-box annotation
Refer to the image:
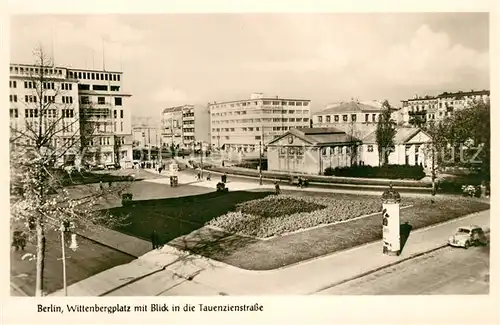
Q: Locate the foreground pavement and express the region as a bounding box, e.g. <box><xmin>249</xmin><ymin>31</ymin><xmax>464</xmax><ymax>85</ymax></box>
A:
<box><xmin>317</xmin><ymin>244</ymin><xmax>489</xmax><ymax>295</ymax></box>
<box><xmin>50</xmin><ymin>209</ymin><xmax>489</xmax><ymax>296</ymax></box>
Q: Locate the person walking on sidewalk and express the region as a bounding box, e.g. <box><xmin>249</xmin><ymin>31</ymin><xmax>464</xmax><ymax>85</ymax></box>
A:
<box><xmin>207</xmin><ymin>172</ymin><xmax>211</xmax><ymax>181</ymax></box>
<box><xmin>274</xmin><ymin>181</ymin><xmax>281</xmax><ymax>195</ymax></box>
<box><xmin>151</xmin><ymin>230</ymin><xmax>158</xmax><ymax>249</ymax></box>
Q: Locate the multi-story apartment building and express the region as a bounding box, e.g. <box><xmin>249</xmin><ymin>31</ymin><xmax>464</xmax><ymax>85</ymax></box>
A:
<box><xmin>401</xmin><ymin>89</ymin><xmax>490</xmax><ymax>126</ymax></box>
<box><xmin>312</xmin><ymin>100</ymin><xmax>392</xmax><ymax>138</ymax></box>
<box><xmin>132</xmin><ymin>125</ymin><xmax>161</xmax><ymax>148</ymax></box>
<box><xmin>9</xmin><ymin>64</ymin><xmax>80</xmax><ymax>164</ymax></box>
<box><xmin>9</xmin><ymin>63</ymin><xmax>133</xmax><ymax>168</ymax></box>
<box><xmin>161</xmin><ymin>105</ymin><xmax>209</xmax><ymax>148</ymax></box>
<box><xmin>209</xmin><ymin>93</ymin><xmax>311</xmax><ymax>153</ymax></box>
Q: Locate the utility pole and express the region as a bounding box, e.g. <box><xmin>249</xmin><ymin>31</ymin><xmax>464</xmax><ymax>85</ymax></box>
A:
<box><xmin>60</xmin><ymin>227</ymin><xmax>67</xmax><ymax>296</ymax></box>
<box><xmin>259</xmin><ymin>140</ymin><xmax>263</xmax><ymax>185</ymax></box>
<box><xmin>200</xmin><ymin>142</ymin><xmax>204</xmax><ymax>179</ymax></box>
<box><xmin>431</xmin><ymin>145</ymin><xmax>436</xmax><ymax>196</ymax></box>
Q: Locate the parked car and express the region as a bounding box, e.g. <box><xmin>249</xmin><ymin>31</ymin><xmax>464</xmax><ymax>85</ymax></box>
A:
<box><xmin>105</xmin><ymin>162</ymin><xmax>120</xmax><ymax>170</ymax></box>
<box><xmin>448</xmin><ymin>225</ymin><xmax>488</xmax><ymax>248</ymax></box>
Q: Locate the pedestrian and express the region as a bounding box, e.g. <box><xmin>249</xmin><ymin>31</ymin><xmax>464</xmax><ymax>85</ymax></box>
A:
<box><xmin>99</xmin><ymin>181</ymin><xmax>104</xmax><ymax>191</ymax></box>
<box><xmin>297</xmin><ymin>177</ymin><xmax>303</xmax><ymax>188</ymax></box>
<box><xmin>197</xmin><ymin>171</ymin><xmax>201</xmax><ymax>181</ymax></box>
<box><xmin>151</xmin><ymin>230</ymin><xmax>157</xmax><ymax>249</ymax></box>
<box><xmin>275</xmin><ymin>181</ymin><xmax>281</xmax><ymax>195</ymax></box>
<box><xmin>207</xmin><ymin>172</ymin><xmax>211</xmax><ymax>181</ymax></box>
<box><xmin>158</xmin><ymin>166</ymin><xmax>163</xmax><ymax>174</ymax></box>
<box><xmin>108</xmin><ymin>180</ymin><xmax>112</xmax><ymax>187</ymax></box>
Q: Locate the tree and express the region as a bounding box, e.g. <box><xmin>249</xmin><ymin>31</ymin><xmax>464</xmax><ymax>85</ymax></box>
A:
<box><xmin>408</xmin><ymin>114</ymin><xmax>426</xmax><ymax>128</ymax></box>
<box><xmin>375</xmin><ymin>100</ymin><xmax>397</xmax><ymax>166</ymax></box>
<box><xmin>10</xmin><ymin>46</ymin><xmax>129</xmax><ymax>296</ymax></box>
<box><xmin>346</xmin><ymin>118</ymin><xmax>361</xmax><ymax>166</ymax></box>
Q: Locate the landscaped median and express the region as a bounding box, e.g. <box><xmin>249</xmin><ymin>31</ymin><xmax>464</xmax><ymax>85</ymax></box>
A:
<box><xmin>106</xmin><ymin>187</ymin><xmax>490</xmax><ymax>271</ymax></box>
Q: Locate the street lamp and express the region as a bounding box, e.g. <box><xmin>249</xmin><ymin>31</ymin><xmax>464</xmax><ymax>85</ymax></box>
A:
<box><xmin>259</xmin><ymin>141</ymin><xmax>263</xmax><ymax>185</ymax></box>
<box><xmin>59</xmin><ymin>221</ymin><xmax>78</xmax><ymax>296</ymax></box>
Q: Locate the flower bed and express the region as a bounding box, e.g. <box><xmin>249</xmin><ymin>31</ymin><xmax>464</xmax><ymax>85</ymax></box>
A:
<box><xmin>206</xmin><ymin>194</ymin><xmax>388</xmax><ymax>238</ymax></box>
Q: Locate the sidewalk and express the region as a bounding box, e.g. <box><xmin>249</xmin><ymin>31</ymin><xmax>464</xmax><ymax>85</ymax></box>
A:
<box><xmin>53</xmin><ymin>209</ymin><xmax>489</xmax><ymax>296</ymax></box>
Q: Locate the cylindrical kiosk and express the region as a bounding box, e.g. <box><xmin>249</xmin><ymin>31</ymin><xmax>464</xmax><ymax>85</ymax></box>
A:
<box><xmin>381</xmin><ymin>184</ymin><xmax>401</xmax><ymax>256</ymax></box>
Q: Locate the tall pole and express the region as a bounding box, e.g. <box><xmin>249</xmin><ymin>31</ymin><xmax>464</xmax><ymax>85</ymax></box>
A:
<box><xmin>200</xmin><ymin>142</ymin><xmax>204</xmax><ymax>179</ymax></box>
<box><xmin>259</xmin><ymin>140</ymin><xmax>263</xmax><ymax>185</ymax></box>
<box><xmin>60</xmin><ymin>228</ymin><xmax>67</xmax><ymax>296</ymax></box>
<box><xmin>431</xmin><ymin>145</ymin><xmax>436</xmax><ymax>196</ymax></box>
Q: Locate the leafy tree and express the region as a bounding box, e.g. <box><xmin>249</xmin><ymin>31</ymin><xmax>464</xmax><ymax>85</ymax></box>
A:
<box><xmin>10</xmin><ymin>46</ymin><xmax>129</xmax><ymax>296</ymax></box>
<box><xmin>375</xmin><ymin>100</ymin><xmax>397</xmax><ymax>166</ymax></box>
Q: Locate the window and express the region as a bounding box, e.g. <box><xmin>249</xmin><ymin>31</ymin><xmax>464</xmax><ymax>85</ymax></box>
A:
<box><xmin>78</xmin><ymin>72</ymin><xmax>82</xmax><ymax>78</ymax></box>
<box><xmin>326</xmin><ymin>115</ymin><xmax>331</xmax><ymax>123</ymax></box>
<box><xmin>117</xmin><ymin>75</ymin><xmax>120</xmax><ymax>81</ymax></box>
<box><xmin>372</xmin><ymin>114</ymin><xmax>376</xmax><ymax>122</ymax></box>
<box><xmin>115</xmin><ymin>97</ymin><xmax>122</xmax><ymax>106</ymax></box>
<box><xmin>78</xmin><ymin>84</ymin><xmax>90</xmax><ymax>91</ymax></box>
<box><xmin>114</xmin><ymin>110</ymin><xmax>117</xmax><ymax>119</ymax></box>
<box><xmin>105</xmin><ymin>74</ymin><xmax>109</xmax><ymax>81</ymax></box>
<box><xmin>110</xmin><ymin>86</ymin><xmax>120</xmax><ymax>91</ymax></box>
<box><xmin>120</xmin><ymin>110</ymin><xmax>124</xmax><ymax>119</ymax></box>
<box><xmin>93</xmin><ymin>85</ymin><xmax>108</xmax><ymax>91</ymax></box>
<box><xmin>367</xmin><ymin>145</ymin><xmax>374</xmax><ymax>152</ymax></box>
<box><xmin>10</xmin><ymin>108</ymin><xmax>19</xmax><ymax>118</ymax></box>
<box><xmin>97</xmin><ymin>97</ymin><xmax>105</xmax><ymax>105</ymax></box>
<box><xmin>342</xmin><ymin>115</ymin><xmax>348</xmax><ymax>122</ymax></box>
<box><xmin>113</xmin><ymin>75</ymin><xmax>117</xmax><ymax>81</ymax></box>
<box><xmin>255</xmin><ymin>135</ymin><xmax>261</xmax><ymax>140</ymax></box>
<box><xmin>91</xmin><ymin>73</ymin><xmax>95</xmax><ymax>80</ymax></box>
<box><xmin>318</xmin><ymin>116</ymin><xmax>323</xmax><ymax>123</ymax></box>
<box><xmin>351</xmin><ymin>114</ymin><xmax>356</xmax><ymax>122</ymax></box>
<box><xmin>365</xmin><ymin>114</ymin><xmax>369</xmax><ymax>122</ymax></box>
<box><xmin>334</xmin><ymin>115</ymin><xmax>339</xmax><ymax>122</ymax></box>
<box><xmin>120</xmin><ymin>122</ymin><xmax>123</xmax><ymax>131</ymax></box>
<box><xmin>288</xmin><ymin>101</ymin><xmax>295</xmax><ymax>106</ymax></box>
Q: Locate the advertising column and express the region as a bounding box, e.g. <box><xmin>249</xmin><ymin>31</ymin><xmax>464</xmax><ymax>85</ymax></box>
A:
<box><xmin>382</xmin><ymin>184</ymin><xmax>401</xmax><ymax>256</ymax></box>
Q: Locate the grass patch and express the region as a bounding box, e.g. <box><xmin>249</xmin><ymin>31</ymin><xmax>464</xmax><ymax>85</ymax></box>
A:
<box><xmin>207</xmin><ymin>193</ymin><xmax>420</xmax><ymax>238</ymax></box>
<box><xmin>108</xmin><ymin>190</ymin><xmax>274</xmax><ymax>245</ymax></box>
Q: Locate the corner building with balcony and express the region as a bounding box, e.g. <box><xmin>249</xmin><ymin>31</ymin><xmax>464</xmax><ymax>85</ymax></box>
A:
<box><xmin>67</xmin><ymin>68</ymin><xmax>133</xmax><ymax>167</ymax></box>
<box><xmin>161</xmin><ymin>105</ymin><xmax>209</xmax><ymax>149</ymax></box>
<box><xmin>209</xmin><ymin>93</ymin><xmax>311</xmax><ymax>154</ymax></box>
<box><xmin>9</xmin><ymin>63</ymin><xmax>133</xmax><ymax>168</ymax></box>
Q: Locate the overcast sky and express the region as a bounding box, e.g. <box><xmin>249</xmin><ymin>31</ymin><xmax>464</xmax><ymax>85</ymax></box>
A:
<box><xmin>10</xmin><ymin>13</ymin><xmax>489</xmax><ymax>120</ymax></box>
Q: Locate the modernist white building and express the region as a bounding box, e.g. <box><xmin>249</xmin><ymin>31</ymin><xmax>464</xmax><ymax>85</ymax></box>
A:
<box><xmin>9</xmin><ymin>63</ymin><xmax>133</xmax><ymax>167</ymax></box>
<box><xmin>209</xmin><ymin>93</ymin><xmax>311</xmax><ymax>154</ymax></box>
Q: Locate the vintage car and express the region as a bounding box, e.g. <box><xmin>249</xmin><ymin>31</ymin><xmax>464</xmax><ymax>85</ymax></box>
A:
<box><xmin>448</xmin><ymin>225</ymin><xmax>488</xmax><ymax>248</ymax></box>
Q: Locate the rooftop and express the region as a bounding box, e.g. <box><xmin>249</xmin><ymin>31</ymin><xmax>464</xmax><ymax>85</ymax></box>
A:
<box><xmin>362</xmin><ymin>127</ymin><xmax>424</xmax><ymax>144</ymax></box>
<box><xmin>269</xmin><ymin>127</ymin><xmax>361</xmax><ymax>146</ymax></box>
<box><xmin>316</xmin><ymin>100</ymin><xmax>385</xmax><ymax>115</ymax></box>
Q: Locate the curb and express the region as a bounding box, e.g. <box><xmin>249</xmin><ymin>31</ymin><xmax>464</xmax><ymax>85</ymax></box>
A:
<box><xmin>74</xmin><ymin>231</ymin><xmax>142</xmax><ymax>259</ymax></box>
<box><xmin>312</xmin><ymin>228</ymin><xmax>491</xmax><ymax>294</ymax></box>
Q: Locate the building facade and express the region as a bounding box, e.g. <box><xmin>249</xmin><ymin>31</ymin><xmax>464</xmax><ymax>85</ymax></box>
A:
<box><xmin>132</xmin><ymin>126</ymin><xmax>161</xmax><ymax>148</ymax></box>
<box><xmin>312</xmin><ymin>100</ymin><xmax>395</xmax><ymax>139</ymax></box>
<box><xmin>267</xmin><ymin>128</ymin><xmax>361</xmax><ymax>175</ymax></box>
<box><xmin>401</xmin><ymin>90</ymin><xmax>490</xmax><ymax>126</ymax></box>
<box><xmin>267</xmin><ymin>127</ymin><xmax>431</xmax><ymax>175</ymax></box>
<box><xmin>161</xmin><ymin>105</ymin><xmax>210</xmax><ymax>149</ymax></box>
<box><xmin>9</xmin><ymin>63</ymin><xmax>133</xmax><ymax>168</ymax></box>
<box><xmin>209</xmin><ymin>93</ymin><xmax>311</xmax><ymax>154</ymax></box>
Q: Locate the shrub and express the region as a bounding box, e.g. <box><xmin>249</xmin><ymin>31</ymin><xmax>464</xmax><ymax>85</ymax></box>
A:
<box><xmin>324</xmin><ymin>167</ymin><xmax>335</xmax><ymax>176</ymax></box>
<box><xmin>331</xmin><ymin>165</ymin><xmax>426</xmax><ymax>180</ymax></box>
<box><xmin>234</xmin><ymin>159</ymin><xmax>268</xmax><ymax>170</ymax></box>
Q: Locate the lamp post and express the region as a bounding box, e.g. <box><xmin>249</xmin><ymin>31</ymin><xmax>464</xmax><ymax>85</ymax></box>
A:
<box><xmin>59</xmin><ymin>221</ymin><xmax>78</xmax><ymax>296</ymax></box>
<box><xmin>259</xmin><ymin>141</ymin><xmax>263</xmax><ymax>185</ymax></box>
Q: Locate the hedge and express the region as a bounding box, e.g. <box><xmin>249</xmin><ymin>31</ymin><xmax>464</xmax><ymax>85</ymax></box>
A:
<box><xmin>327</xmin><ymin>165</ymin><xmax>426</xmax><ymax>180</ymax></box>
<box><xmin>234</xmin><ymin>158</ymin><xmax>268</xmax><ymax>170</ymax></box>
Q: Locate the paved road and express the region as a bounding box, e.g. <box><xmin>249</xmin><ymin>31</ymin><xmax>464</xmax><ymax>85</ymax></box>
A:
<box><xmin>317</xmin><ymin>245</ymin><xmax>489</xmax><ymax>295</ymax></box>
